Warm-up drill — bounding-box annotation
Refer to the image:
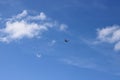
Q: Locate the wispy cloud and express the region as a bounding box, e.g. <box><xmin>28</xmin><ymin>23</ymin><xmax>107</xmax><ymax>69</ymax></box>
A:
<box><xmin>36</xmin><ymin>53</ymin><xmax>42</xmax><ymax>58</ymax></box>
<box><xmin>29</xmin><ymin>12</ymin><xmax>46</xmax><ymax>21</ymax></box>
<box><xmin>61</xmin><ymin>57</ymin><xmax>97</xmax><ymax>69</ymax></box>
<box><xmin>48</xmin><ymin>40</ymin><xmax>56</xmax><ymax>46</ymax></box>
<box><xmin>0</xmin><ymin>10</ymin><xmax>68</xmax><ymax>43</ymax></box>
<box><xmin>0</xmin><ymin>0</ymin><xmax>24</xmax><ymax>11</ymax></box>
<box><xmin>53</xmin><ymin>0</ymin><xmax>107</xmax><ymax>11</ymax></box>
<box><xmin>60</xmin><ymin>56</ymin><xmax>120</xmax><ymax>76</ymax></box>
<box><xmin>15</xmin><ymin>10</ymin><xmax>28</xmax><ymax>19</ymax></box>
<box><xmin>59</xmin><ymin>24</ymin><xmax>68</xmax><ymax>31</ymax></box>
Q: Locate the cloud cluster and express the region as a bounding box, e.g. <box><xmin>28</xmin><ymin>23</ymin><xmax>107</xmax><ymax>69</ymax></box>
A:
<box><xmin>0</xmin><ymin>10</ymin><xmax>67</xmax><ymax>43</ymax></box>
<box><xmin>97</xmin><ymin>25</ymin><xmax>120</xmax><ymax>51</ymax></box>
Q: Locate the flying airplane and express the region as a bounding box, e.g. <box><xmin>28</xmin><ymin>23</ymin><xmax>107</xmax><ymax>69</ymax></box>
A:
<box><xmin>64</xmin><ymin>39</ymin><xmax>69</xmax><ymax>43</ymax></box>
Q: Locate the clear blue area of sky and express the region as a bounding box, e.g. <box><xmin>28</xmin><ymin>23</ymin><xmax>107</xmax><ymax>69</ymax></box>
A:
<box><xmin>0</xmin><ymin>0</ymin><xmax>120</xmax><ymax>80</ymax></box>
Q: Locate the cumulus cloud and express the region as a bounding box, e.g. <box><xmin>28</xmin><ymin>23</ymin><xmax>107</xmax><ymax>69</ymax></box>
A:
<box><xmin>0</xmin><ymin>21</ymin><xmax>48</xmax><ymax>42</ymax></box>
<box><xmin>0</xmin><ymin>10</ymin><xmax>68</xmax><ymax>43</ymax></box>
<box><xmin>96</xmin><ymin>25</ymin><xmax>120</xmax><ymax>51</ymax></box>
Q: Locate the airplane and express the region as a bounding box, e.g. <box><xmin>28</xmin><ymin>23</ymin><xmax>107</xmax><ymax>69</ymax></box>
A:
<box><xmin>64</xmin><ymin>39</ymin><xmax>69</xmax><ymax>43</ymax></box>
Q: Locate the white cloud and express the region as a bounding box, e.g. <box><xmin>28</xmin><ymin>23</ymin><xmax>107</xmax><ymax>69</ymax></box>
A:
<box><xmin>27</xmin><ymin>12</ymin><xmax>46</xmax><ymax>21</ymax></box>
<box><xmin>0</xmin><ymin>20</ymin><xmax>48</xmax><ymax>43</ymax></box>
<box><xmin>59</xmin><ymin>24</ymin><xmax>68</xmax><ymax>31</ymax></box>
<box><xmin>36</xmin><ymin>53</ymin><xmax>42</xmax><ymax>58</ymax></box>
<box><xmin>16</xmin><ymin>10</ymin><xmax>28</xmax><ymax>19</ymax></box>
<box><xmin>96</xmin><ymin>25</ymin><xmax>120</xmax><ymax>51</ymax></box>
<box><xmin>0</xmin><ymin>10</ymin><xmax>68</xmax><ymax>43</ymax></box>
<box><xmin>97</xmin><ymin>25</ymin><xmax>119</xmax><ymax>43</ymax></box>
<box><xmin>114</xmin><ymin>42</ymin><xmax>120</xmax><ymax>51</ymax></box>
<box><xmin>49</xmin><ymin>40</ymin><xmax>56</xmax><ymax>46</ymax></box>
<box><xmin>39</xmin><ymin>12</ymin><xmax>47</xmax><ymax>20</ymax></box>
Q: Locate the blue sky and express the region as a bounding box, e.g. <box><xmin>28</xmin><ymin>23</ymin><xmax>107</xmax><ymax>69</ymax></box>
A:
<box><xmin>1</xmin><ymin>0</ymin><xmax>120</xmax><ymax>80</ymax></box>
